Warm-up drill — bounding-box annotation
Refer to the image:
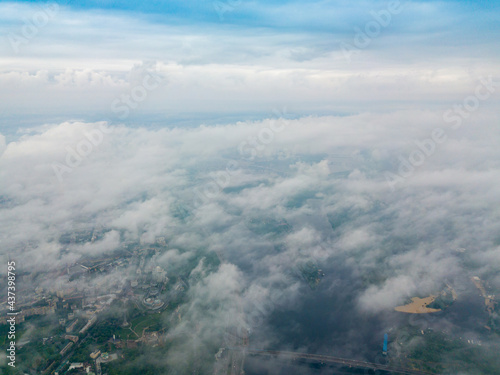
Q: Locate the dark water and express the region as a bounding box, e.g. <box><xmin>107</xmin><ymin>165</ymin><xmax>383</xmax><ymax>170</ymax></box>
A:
<box><xmin>243</xmin><ymin>265</ymin><xmax>492</xmax><ymax>374</ymax></box>
<box><xmin>244</xmin><ymin>262</ymin><xmax>389</xmax><ymax>375</ymax></box>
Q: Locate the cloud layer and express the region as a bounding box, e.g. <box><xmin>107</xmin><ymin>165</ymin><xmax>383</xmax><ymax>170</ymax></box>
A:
<box><xmin>1</xmin><ymin>110</ymin><xmax>500</xmax><ymax>369</ymax></box>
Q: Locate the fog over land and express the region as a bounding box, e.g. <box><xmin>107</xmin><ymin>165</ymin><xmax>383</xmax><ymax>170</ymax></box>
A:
<box><xmin>1</xmin><ymin>108</ymin><xmax>500</xmax><ymax>371</ymax></box>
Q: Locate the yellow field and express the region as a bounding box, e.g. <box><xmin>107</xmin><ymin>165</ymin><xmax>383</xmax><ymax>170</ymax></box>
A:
<box><xmin>395</xmin><ymin>296</ymin><xmax>441</xmax><ymax>314</ymax></box>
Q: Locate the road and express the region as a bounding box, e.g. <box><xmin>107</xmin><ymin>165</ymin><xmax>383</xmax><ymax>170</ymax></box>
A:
<box><xmin>243</xmin><ymin>349</ymin><xmax>437</xmax><ymax>375</ymax></box>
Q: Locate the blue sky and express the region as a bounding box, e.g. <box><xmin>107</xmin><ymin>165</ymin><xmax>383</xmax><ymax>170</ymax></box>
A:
<box><xmin>0</xmin><ymin>0</ymin><xmax>499</xmax><ymax>129</ymax></box>
<box><xmin>0</xmin><ymin>0</ymin><xmax>494</xmax><ymax>43</ymax></box>
<box><xmin>6</xmin><ymin>0</ymin><xmax>500</xmax><ymax>29</ymax></box>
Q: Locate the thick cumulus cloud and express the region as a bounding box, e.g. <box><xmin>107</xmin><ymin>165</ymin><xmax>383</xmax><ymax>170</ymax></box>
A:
<box><xmin>1</xmin><ymin>110</ymin><xmax>500</xmax><ymax>368</ymax></box>
<box><xmin>1</xmin><ymin>111</ymin><xmax>499</xmax><ymax>280</ymax></box>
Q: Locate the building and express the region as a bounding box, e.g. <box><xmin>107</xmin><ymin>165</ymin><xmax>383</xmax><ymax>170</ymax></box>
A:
<box><xmin>68</xmin><ymin>363</ymin><xmax>84</xmax><ymax>370</ymax></box>
<box><xmin>153</xmin><ymin>266</ymin><xmax>168</xmax><ymax>283</ymax></box>
<box><xmin>23</xmin><ymin>305</ymin><xmax>55</xmax><ymax>317</ymax></box>
<box><xmin>79</xmin><ymin>315</ymin><xmax>97</xmax><ymax>334</ymax></box>
<box><xmin>65</xmin><ymin>335</ymin><xmax>79</xmax><ymax>343</ymax></box>
<box><xmin>66</xmin><ymin>319</ymin><xmax>79</xmax><ymax>333</ymax></box>
<box><xmin>60</xmin><ymin>342</ymin><xmax>74</xmax><ymax>356</ymax></box>
<box><xmin>90</xmin><ymin>350</ymin><xmax>101</xmax><ymax>359</ymax></box>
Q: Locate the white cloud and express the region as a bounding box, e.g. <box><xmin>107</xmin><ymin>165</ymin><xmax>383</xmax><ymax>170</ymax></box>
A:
<box><xmin>0</xmin><ymin>110</ymin><xmax>499</xmax><ymax>366</ymax></box>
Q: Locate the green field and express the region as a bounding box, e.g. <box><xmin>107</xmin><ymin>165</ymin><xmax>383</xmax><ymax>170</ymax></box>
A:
<box><xmin>116</xmin><ymin>313</ymin><xmax>165</xmax><ymax>340</ymax></box>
